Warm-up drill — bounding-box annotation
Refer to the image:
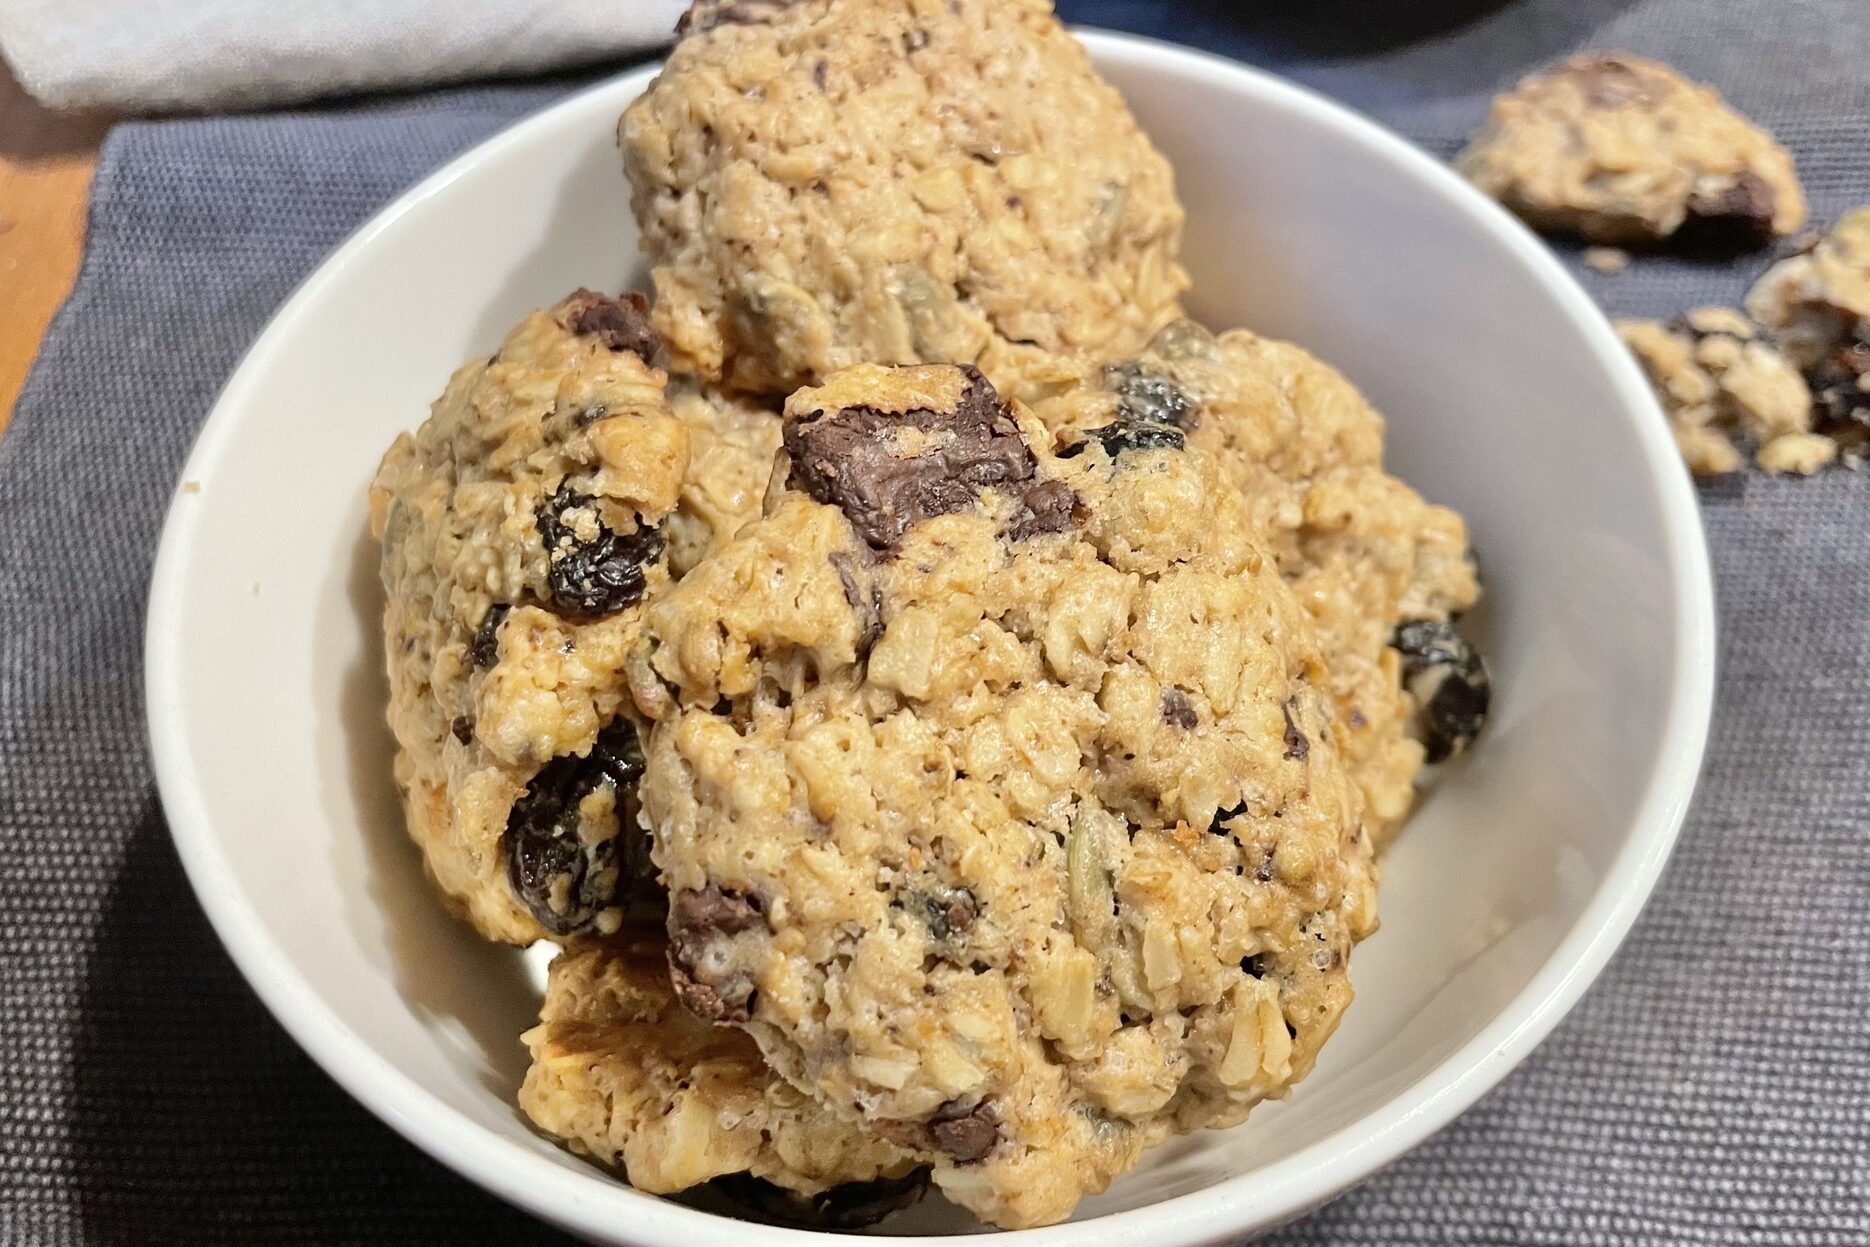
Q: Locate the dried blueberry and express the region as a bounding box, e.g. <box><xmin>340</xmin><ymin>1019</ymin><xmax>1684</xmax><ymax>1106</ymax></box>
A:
<box><xmin>1160</xmin><ymin>687</ymin><xmax>1198</xmax><ymax>730</ymax></box>
<box><xmin>712</xmin><ymin>1169</ymin><xmax>931</xmax><ymax>1230</ymax></box>
<box><xmin>1392</xmin><ymin>619</ymin><xmax>1491</xmax><ymax>763</ymax></box>
<box><xmin>1056</xmin><ymin>419</ymin><xmax>1185</xmax><ymax>460</ymax></box>
<box><xmin>470</xmin><ymin>602</ymin><xmax>511</xmax><ymax>668</ymax></box>
<box><xmin>1105</xmin><ymin>361</ymin><xmax>1194</xmax><ymax>428</ymax></box>
<box><xmin>536</xmin><ymin>486</ymin><xmax>664</xmax><ymax>618</ymax></box>
<box><xmin>502</xmin><ymin>720</ymin><xmax>646</xmax><ymax>936</ymax></box>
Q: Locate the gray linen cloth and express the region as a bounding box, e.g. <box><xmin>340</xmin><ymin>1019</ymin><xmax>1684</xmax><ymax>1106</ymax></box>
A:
<box><xmin>2</xmin><ymin>1</ymin><xmax>1866</xmax><ymax>1242</ymax></box>
<box><xmin>0</xmin><ymin>0</ymin><xmax>685</xmax><ymax>111</ymax></box>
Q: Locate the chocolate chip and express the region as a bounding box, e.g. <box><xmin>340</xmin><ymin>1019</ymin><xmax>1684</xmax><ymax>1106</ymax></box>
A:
<box><xmin>537</xmin><ymin>486</ymin><xmax>664</xmax><ymax>618</ymax></box>
<box><xmin>502</xmin><ymin>720</ymin><xmax>645</xmax><ymax>936</ymax></box>
<box><xmin>560</xmin><ymin>289</ymin><xmax>659</xmax><ymax>360</ymax></box>
<box><xmin>830</xmin><ymin>550</ymin><xmax>884</xmax><ymax>654</ymax></box>
<box><xmin>1681</xmin><ymin>172</ymin><xmax>1778</xmax><ymax>249</ymax></box>
<box><xmin>668</xmin><ymin>885</ymin><xmax>766</xmax><ymax>1023</ymax></box>
<box><xmin>450</xmin><ymin>716</ymin><xmax>474</xmax><ymax>745</ymax></box>
<box><xmin>1393</xmin><ymin>619</ymin><xmax>1492</xmax><ymax>763</ymax></box>
<box><xmin>1281</xmin><ymin>700</ymin><xmax>1310</xmax><ymax>761</ymax></box>
<box><xmin>712</xmin><ymin>1169</ymin><xmax>931</xmax><ymax>1230</ymax></box>
<box><xmin>1241</xmin><ymin>953</ymin><xmax>1272</xmax><ymax>979</ymax></box>
<box><xmin>1161</xmin><ymin>688</ymin><xmax>1198</xmax><ymax>730</ymax></box>
<box><xmin>784</xmin><ymin>367</ymin><xmax>1077</xmax><ymax>552</ymax></box>
<box><xmin>928</xmin><ymin>1098</ymin><xmax>999</xmax><ymax>1163</ymax></box>
<box><xmin>470</xmin><ymin>602</ymin><xmax>511</xmax><ymax>668</ymax></box>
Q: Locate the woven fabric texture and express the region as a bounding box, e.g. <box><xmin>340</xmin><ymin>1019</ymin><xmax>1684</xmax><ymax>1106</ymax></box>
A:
<box><xmin>1</xmin><ymin>2</ymin><xmax>1865</xmax><ymax>1243</ymax></box>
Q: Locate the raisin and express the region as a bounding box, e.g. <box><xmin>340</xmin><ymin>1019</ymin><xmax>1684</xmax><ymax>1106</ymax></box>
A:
<box><xmin>927</xmin><ymin>1098</ymin><xmax>999</xmax><ymax>1163</ymax></box>
<box><xmin>668</xmin><ymin>885</ymin><xmax>766</xmax><ymax>1023</ymax></box>
<box><xmin>501</xmin><ymin>720</ymin><xmax>645</xmax><ymax>936</ymax></box>
<box><xmin>1056</xmin><ymin>419</ymin><xmax>1185</xmax><ymax>460</ymax></box>
<box><xmin>712</xmin><ymin>1169</ymin><xmax>930</xmax><ymax>1230</ymax></box>
<box><xmin>1161</xmin><ymin>687</ymin><xmax>1198</xmax><ymax>730</ymax></box>
<box><xmin>1392</xmin><ymin>619</ymin><xmax>1492</xmax><ymax>763</ymax></box>
<box><xmin>536</xmin><ymin>486</ymin><xmax>663</xmax><ymax>618</ymax></box>
<box><xmin>470</xmin><ymin>602</ymin><xmax>511</xmax><ymax>668</ymax></box>
<box><xmin>785</xmin><ymin>366</ymin><xmax>1077</xmax><ymax>552</ymax></box>
<box><xmin>559</xmin><ymin>289</ymin><xmax>658</xmax><ymax>360</ymax></box>
<box><xmin>1105</xmin><ymin>361</ymin><xmax>1194</xmax><ymax>428</ymax></box>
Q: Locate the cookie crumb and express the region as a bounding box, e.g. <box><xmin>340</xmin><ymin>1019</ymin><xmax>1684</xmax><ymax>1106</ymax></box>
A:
<box><xmin>1583</xmin><ymin>246</ymin><xmax>1630</xmax><ymax>274</ymax></box>
<box><xmin>1756</xmin><ymin>431</ymin><xmax>1837</xmax><ymax>475</ymax></box>
<box><xmin>181</xmin><ymin>480</ymin><xmax>202</xmax><ymax>494</ymax></box>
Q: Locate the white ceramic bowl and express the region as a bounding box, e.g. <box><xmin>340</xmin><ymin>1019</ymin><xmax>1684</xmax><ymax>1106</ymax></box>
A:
<box><xmin>145</xmin><ymin>31</ymin><xmax>1715</xmax><ymax>1246</ymax></box>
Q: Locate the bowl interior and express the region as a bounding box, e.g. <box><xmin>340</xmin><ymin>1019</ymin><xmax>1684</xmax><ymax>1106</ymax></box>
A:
<box><xmin>147</xmin><ymin>35</ymin><xmax>1711</xmax><ymax>1246</ymax></box>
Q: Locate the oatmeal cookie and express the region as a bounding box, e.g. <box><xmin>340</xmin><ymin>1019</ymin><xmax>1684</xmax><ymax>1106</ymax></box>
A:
<box><xmin>520</xmin><ymin>931</ymin><xmax>923</xmax><ymax>1217</ymax></box>
<box><xmin>369</xmin><ymin>291</ymin><xmax>778</xmax><ymax>944</ymax></box>
<box><xmin>622</xmin><ymin>0</ymin><xmax>1187</xmax><ymax>398</ymax></box>
<box><xmin>635</xmin><ymin>364</ymin><xmax>1377</xmax><ymax>1228</ymax></box>
<box><xmin>1747</xmin><ymin>209</ymin><xmax>1870</xmax><ymax>447</ymax></box>
<box><xmin>1458</xmin><ymin>53</ymin><xmax>1805</xmax><ymax>246</ymax></box>
<box><xmin>1033</xmin><ymin>321</ymin><xmax>1485</xmax><ymax>835</ymax></box>
<box><xmin>1618</xmin><ymin>307</ymin><xmax>1818</xmax><ymax>476</ymax></box>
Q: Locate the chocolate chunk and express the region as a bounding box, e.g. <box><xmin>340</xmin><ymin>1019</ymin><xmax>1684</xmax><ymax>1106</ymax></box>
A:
<box><xmin>928</xmin><ymin>1098</ymin><xmax>999</xmax><ymax>1163</ymax></box>
<box><xmin>1003</xmin><ymin>478</ymin><xmax>1080</xmax><ymax>541</ymax></box>
<box><xmin>1105</xmin><ymin>362</ymin><xmax>1195</xmax><ymax>428</ymax></box>
<box><xmin>713</xmin><ymin>1169</ymin><xmax>931</xmax><ymax>1230</ymax></box>
<box><xmin>1682</xmin><ymin>172</ymin><xmax>1778</xmax><ymax>248</ymax></box>
<box><xmin>502</xmin><ymin>720</ymin><xmax>645</xmax><ymax>936</ymax></box>
<box><xmin>1281</xmin><ymin>700</ymin><xmax>1310</xmax><ymax>761</ymax></box>
<box><xmin>676</xmin><ymin>0</ymin><xmax>801</xmax><ymax>36</ymax></box>
<box><xmin>1810</xmin><ymin>338</ymin><xmax>1870</xmax><ymax>433</ymax></box>
<box><xmin>470</xmin><ymin>602</ymin><xmax>511</xmax><ymax>668</ymax></box>
<box><xmin>668</xmin><ymin>885</ymin><xmax>766</xmax><ymax>1023</ymax></box>
<box><xmin>560</xmin><ymin>289</ymin><xmax>659</xmax><ymax>360</ymax></box>
<box><xmin>784</xmin><ymin>366</ymin><xmax>1077</xmax><ymax>552</ymax></box>
<box><xmin>1161</xmin><ymin>688</ymin><xmax>1198</xmax><ymax>730</ymax></box>
<box><xmin>537</xmin><ymin>486</ymin><xmax>664</xmax><ymax>618</ymax></box>
<box><xmin>1393</xmin><ymin>619</ymin><xmax>1492</xmax><ymax>763</ymax></box>
<box><xmin>1056</xmin><ymin>418</ymin><xmax>1185</xmax><ymax>461</ymax></box>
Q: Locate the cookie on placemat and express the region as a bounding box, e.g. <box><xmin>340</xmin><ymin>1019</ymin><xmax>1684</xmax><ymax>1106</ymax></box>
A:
<box><xmin>1034</xmin><ymin>320</ymin><xmax>1486</xmax><ymax>836</ymax></box>
<box><xmin>1619</xmin><ymin>307</ymin><xmax>1824</xmax><ymax>476</ymax></box>
<box><xmin>622</xmin><ymin>0</ymin><xmax>1187</xmax><ymax>398</ymax></box>
<box><xmin>1458</xmin><ymin>53</ymin><xmax>1805</xmax><ymax>246</ymax></box>
<box><xmin>1747</xmin><ymin>208</ymin><xmax>1870</xmax><ymax>453</ymax></box>
<box><xmin>369</xmin><ymin>291</ymin><xmax>777</xmax><ymax>944</ymax></box>
<box><xmin>635</xmin><ymin>363</ymin><xmax>1376</xmax><ymax>1228</ymax></box>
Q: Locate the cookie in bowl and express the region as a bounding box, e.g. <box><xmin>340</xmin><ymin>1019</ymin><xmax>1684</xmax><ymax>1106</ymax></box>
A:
<box><xmin>633</xmin><ymin>363</ymin><xmax>1378</xmax><ymax>1229</ymax></box>
<box><xmin>369</xmin><ymin>290</ymin><xmax>777</xmax><ymax>944</ymax></box>
<box><xmin>621</xmin><ymin>0</ymin><xmax>1188</xmax><ymax>398</ymax></box>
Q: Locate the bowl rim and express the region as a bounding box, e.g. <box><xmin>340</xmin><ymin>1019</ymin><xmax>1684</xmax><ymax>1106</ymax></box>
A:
<box><xmin>145</xmin><ymin>28</ymin><xmax>1717</xmax><ymax>1247</ymax></box>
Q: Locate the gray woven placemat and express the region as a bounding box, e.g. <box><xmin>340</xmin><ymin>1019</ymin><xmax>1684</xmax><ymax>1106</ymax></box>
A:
<box><xmin>2</xmin><ymin>2</ymin><xmax>1865</xmax><ymax>1243</ymax></box>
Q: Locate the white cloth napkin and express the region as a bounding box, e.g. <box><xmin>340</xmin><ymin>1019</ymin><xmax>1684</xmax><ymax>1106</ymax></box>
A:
<box><xmin>0</xmin><ymin>0</ymin><xmax>689</xmax><ymax>111</ymax></box>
